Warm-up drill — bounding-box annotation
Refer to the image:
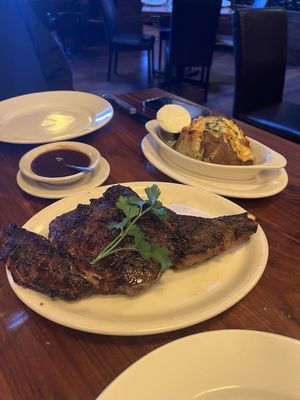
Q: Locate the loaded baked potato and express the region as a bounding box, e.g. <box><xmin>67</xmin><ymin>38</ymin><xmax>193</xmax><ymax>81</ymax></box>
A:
<box><xmin>174</xmin><ymin>116</ymin><xmax>254</xmax><ymax>165</ymax></box>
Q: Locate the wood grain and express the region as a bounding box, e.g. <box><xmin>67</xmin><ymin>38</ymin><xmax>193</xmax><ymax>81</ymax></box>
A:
<box><xmin>0</xmin><ymin>88</ymin><xmax>299</xmax><ymax>400</ymax></box>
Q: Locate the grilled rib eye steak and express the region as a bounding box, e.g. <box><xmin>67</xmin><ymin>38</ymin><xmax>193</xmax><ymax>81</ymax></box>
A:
<box><xmin>49</xmin><ymin>185</ymin><xmax>177</xmax><ymax>262</ymax></box>
<box><xmin>1</xmin><ymin>185</ymin><xmax>258</xmax><ymax>300</ymax></box>
<box><xmin>170</xmin><ymin>212</ymin><xmax>258</xmax><ymax>268</ymax></box>
<box><xmin>49</xmin><ymin>185</ymin><xmax>258</xmax><ymax>268</ymax></box>
<box><xmin>1</xmin><ymin>224</ymin><xmax>95</xmax><ymax>300</ymax></box>
<box><xmin>1</xmin><ymin>225</ymin><xmax>161</xmax><ymax>299</ymax></box>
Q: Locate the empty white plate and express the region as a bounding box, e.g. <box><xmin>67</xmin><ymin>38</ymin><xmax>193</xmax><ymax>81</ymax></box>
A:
<box><xmin>99</xmin><ymin>330</ymin><xmax>300</xmax><ymax>399</ymax></box>
<box><xmin>0</xmin><ymin>91</ymin><xmax>113</xmax><ymax>144</ymax></box>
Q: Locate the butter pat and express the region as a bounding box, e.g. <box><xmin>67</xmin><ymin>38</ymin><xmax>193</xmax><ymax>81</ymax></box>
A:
<box><xmin>156</xmin><ymin>105</ymin><xmax>191</xmax><ymax>134</ymax></box>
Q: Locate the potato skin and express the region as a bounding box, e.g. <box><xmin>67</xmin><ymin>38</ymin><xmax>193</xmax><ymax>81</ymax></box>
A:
<box><xmin>201</xmin><ymin>132</ymin><xmax>253</xmax><ymax>165</ymax></box>
<box><xmin>174</xmin><ymin>117</ymin><xmax>254</xmax><ymax>166</ymax></box>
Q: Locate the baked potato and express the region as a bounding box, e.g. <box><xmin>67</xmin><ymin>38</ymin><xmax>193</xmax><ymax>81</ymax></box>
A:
<box><xmin>174</xmin><ymin>116</ymin><xmax>254</xmax><ymax>165</ymax></box>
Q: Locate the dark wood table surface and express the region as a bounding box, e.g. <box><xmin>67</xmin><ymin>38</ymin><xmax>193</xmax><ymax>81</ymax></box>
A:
<box><xmin>0</xmin><ymin>88</ymin><xmax>299</xmax><ymax>399</ymax></box>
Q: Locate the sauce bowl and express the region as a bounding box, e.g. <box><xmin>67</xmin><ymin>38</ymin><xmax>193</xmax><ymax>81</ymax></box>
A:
<box><xmin>19</xmin><ymin>141</ymin><xmax>101</xmax><ymax>185</ymax></box>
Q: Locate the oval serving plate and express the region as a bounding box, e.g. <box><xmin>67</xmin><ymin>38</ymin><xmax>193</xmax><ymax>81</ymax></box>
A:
<box><xmin>7</xmin><ymin>182</ymin><xmax>268</xmax><ymax>335</ymax></box>
<box><xmin>145</xmin><ymin>120</ymin><xmax>287</xmax><ymax>181</ymax></box>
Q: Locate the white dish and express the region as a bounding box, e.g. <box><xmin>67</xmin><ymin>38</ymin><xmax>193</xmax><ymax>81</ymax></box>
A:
<box><xmin>16</xmin><ymin>156</ymin><xmax>110</xmax><ymax>199</ymax></box>
<box><xmin>145</xmin><ymin>119</ymin><xmax>287</xmax><ymax>181</ymax></box>
<box><xmin>222</xmin><ymin>0</ymin><xmax>231</xmax><ymax>7</ymax></box>
<box><xmin>19</xmin><ymin>141</ymin><xmax>101</xmax><ymax>185</ymax></box>
<box><xmin>99</xmin><ymin>330</ymin><xmax>300</xmax><ymax>399</ymax></box>
<box><xmin>7</xmin><ymin>182</ymin><xmax>268</xmax><ymax>335</ymax></box>
<box><xmin>0</xmin><ymin>91</ymin><xmax>113</xmax><ymax>144</ymax></box>
<box><xmin>141</xmin><ymin>0</ymin><xmax>166</xmax><ymax>5</ymax></box>
<box><xmin>142</xmin><ymin>134</ymin><xmax>288</xmax><ymax>199</ymax></box>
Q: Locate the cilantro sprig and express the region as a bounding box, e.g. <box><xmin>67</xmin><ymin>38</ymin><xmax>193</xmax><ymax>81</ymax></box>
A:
<box><xmin>90</xmin><ymin>185</ymin><xmax>172</xmax><ymax>271</ymax></box>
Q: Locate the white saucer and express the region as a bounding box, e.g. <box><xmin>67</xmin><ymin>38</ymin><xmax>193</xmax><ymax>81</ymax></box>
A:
<box><xmin>17</xmin><ymin>156</ymin><xmax>110</xmax><ymax>199</ymax></box>
<box><xmin>141</xmin><ymin>134</ymin><xmax>288</xmax><ymax>199</ymax></box>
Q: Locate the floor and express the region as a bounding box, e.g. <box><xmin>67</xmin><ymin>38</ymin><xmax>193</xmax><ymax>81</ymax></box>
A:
<box><xmin>67</xmin><ymin>26</ymin><xmax>300</xmax><ymax>116</ymax></box>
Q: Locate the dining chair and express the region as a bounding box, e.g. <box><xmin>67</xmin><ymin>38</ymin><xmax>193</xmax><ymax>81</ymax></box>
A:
<box><xmin>75</xmin><ymin>0</ymin><xmax>105</xmax><ymax>49</ymax></box>
<box><xmin>158</xmin><ymin>16</ymin><xmax>171</xmax><ymax>72</ymax></box>
<box><xmin>216</xmin><ymin>0</ymin><xmax>270</xmax><ymax>48</ymax></box>
<box><xmin>233</xmin><ymin>8</ymin><xmax>300</xmax><ymax>143</ymax></box>
<box><xmin>99</xmin><ymin>0</ymin><xmax>155</xmax><ymax>83</ymax></box>
<box><xmin>164</xmin><ymin>0</ymin><xmax>222</xmax><ymax>102</ymax></box>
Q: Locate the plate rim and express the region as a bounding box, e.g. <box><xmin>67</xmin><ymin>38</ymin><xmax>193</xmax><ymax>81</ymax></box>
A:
<box><xmin>7</xmin><ymin>182</ymin><xmax>268</xmax><ymax>335</ymax></box>
<box><xmin>0</xmin><ymin>90</ymin><xmax>113</xmax><ymax>144</ymax></box>
<box><xmin>141</xmin><ymin>0</ymin><xmax>167</xmax><ymax>5</ymax></box>
<box><xmin>142</xmin><ymin>134</ymin><xmax>288</xmax><ymax>199</ymax></box>
<box><xmin>99</xmin><ymin>329</ymin><xmax>300</xmax><ymax>399</ymax></box>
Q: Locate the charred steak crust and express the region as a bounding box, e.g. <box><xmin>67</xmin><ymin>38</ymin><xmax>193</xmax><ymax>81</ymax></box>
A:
<box><xmin>1</xmin><ymin>224</ymin><xmax>161</xmax><ymax>299</ymax></box>
<box><xmin>171</xmin><ymin>213</ymin><xmax>258</xmax><ymax>268</ymax></box>
<box><xmin>0</xmin><ymin>185</ymin><xmax>258</xmax><ymax>300</ymax></box>
<box><xmin>48</xmin><ymin>185</ymin><xmax>139</xmax><ymax>260</ymax></box>
<box><xmin>49</xmin><ymin>203</ymin><xmax>122</xmax><ymax>260</ymax></box>
<box><xmin>1</xmin><ymin>224</ymin><xmax>95</xmax><ymax>300</ymax></box>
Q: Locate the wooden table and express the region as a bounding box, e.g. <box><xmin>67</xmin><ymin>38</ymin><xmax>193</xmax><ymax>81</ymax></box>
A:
<box><xmin>0</xmin><ymin>88</ymin><xmax>299</xmax><ymax>399</ymax></box>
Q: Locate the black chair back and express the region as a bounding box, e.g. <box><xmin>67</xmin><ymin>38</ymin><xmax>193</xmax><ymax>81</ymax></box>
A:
<box><xmin>169</xmin><ymin>0</ymin><xmax>222</xmax><ymax>67</ymax></box>
<box><xmin>99</xmin><ymin>0</ymin><xmax>119</xmax><ymax>41</ymax></box>
<box><xmin>233</xmin><ymin>8</ymin><xmax>287</xmax><ymax>118</ymax></box>
<box><xmin>115</xmin><ymin>0</ymin><xmax>143</xmax><ymax>34</ymax></box>
<box><xmin>99</xmin><ymin>0</ymin><xmax>155</xmax><ymax>83</ymax></box>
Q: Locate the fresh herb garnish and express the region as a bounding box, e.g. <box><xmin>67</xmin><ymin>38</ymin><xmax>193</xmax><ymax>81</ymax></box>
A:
<box><xmin>90</xmin><ymin>185</ymin><xmax>172</xmax><ymax>271</ymax></box>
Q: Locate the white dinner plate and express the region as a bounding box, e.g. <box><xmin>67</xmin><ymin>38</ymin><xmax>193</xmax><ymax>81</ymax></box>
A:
<box><xmin>141</xmin><ymin>0</ymin><xmax>167</xmax><ymax>5</ymax></box>
<box><xmin>142</xmin><ymin>134</ymin><xmax>288</xmax><ymax>199</ymax></box>
<box><xmin>222</xmin><ymin>0</ymin><xmax>231</xmax><ymax>7</ymax></box>
<box><xmin>0</xmin><ymin>91</ymin><xmax>113</xmax><ymax>144</ymax></box>
<box><xmin>16</xmin><ymin>156</ymin><xmax>110</xmax><ymax>199</ymax></box>
<box><xmin>99</xmin><ymin>330</ymin><xmax>300</xmax><ymax>399</ymax></box>
<box><xmin>7</xmin><ymin>182</ymin><xmax>268</xmax><ymax>335</ymax></box>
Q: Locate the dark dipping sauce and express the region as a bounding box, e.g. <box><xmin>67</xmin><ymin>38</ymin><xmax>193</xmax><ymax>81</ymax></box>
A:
<box><xmin>31</xmin><ymin>149</ymin><xmax>91</xmax><ymax>177</ymax></box>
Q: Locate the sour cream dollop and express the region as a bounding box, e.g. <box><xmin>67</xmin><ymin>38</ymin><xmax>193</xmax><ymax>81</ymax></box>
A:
<box><xmin>156</xmin><ymin>104</ymin><xmax>191</xmax><ymax>134</ymax></box>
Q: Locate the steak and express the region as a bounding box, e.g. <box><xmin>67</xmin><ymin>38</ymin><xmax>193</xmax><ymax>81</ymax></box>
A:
<box><xmin>48</xmin><ymin>186</ymin><xmax>141</xmax><ymax>261</ymax></box>
<box><xmin>49</xmin><ymin>185</ymin><xmax>258</xmax><ymax>269</ymax></box>
<box><xmin>1</xmin><ymin>185</ymin><xmax>258</xmax><ymax>300</ymax></box>
<box><xmin>1</xmin><ymin>224</ymin><xmax>161</xmax><ymax>299</ymax></box>
<box><xmin>171</xmin><ymin>212</ymin><xmax>258</xmax><ymax>268</ymax></box>
<box><xmin>1</xmin><ymin>224</ymin><xmax>95</xmax><ymax>300</ymax></box>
